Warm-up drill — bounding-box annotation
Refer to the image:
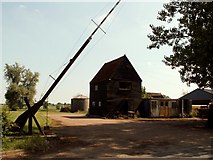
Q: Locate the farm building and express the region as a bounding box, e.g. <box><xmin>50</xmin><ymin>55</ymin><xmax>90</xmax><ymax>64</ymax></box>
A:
<box><xmin>138</xmin><ymin>98</ymin><xmax>179</xmax><ymax>118</ymax></box>
<box><xmin>138</xmin><ymin>88</ymin><xmax>213</xmax><ymax>118</ymax></box>
<box><xmin>179</xmin><ymin>88</ymin><xmax>213</xmax><ymax>117</ymax></box>
<box><xmin>71</xmin><ymin>95</ymin><xmax>89</xmax><ymax>112</ymax></box>
<box><xmin>179</xmin><ymin>88</ymin><xmax>213</xmax><ymax>105</ymax></box>
<box><xmin>89</xmin><ymin>55</ymin><xmax>142</xmax><ymax>117</ymax></box>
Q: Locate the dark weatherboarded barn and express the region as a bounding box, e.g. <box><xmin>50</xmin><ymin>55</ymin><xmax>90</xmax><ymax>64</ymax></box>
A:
<box><xmin>89</xmin><ymin>55</ymin><xmax>142</xmax><ymax>117</ymax></box>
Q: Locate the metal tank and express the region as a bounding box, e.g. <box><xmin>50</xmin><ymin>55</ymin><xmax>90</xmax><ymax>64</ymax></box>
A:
<box><xmin>71</xmin><ymin>95</ymin><xmax>89</xmax><ymax>112</ymax></box>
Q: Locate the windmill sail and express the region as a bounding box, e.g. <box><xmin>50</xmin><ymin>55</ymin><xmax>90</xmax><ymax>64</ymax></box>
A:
<box><xmin>15</xmin><ymin>0</ymin><xmax>121</xmax><ymax>129</ymax></box>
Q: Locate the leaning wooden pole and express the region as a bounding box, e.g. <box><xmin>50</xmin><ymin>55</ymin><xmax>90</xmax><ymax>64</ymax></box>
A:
<box><xmin>15</xmin><ymin>0</ymin><xmax>121</xmax><ymax>130</ymax></box>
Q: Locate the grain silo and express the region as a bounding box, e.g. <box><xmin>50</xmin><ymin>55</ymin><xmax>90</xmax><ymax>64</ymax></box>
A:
<box><xmin>71</xmin><ymin>95</ymin><xmax>89</xmax><ymax>112</ymax></box>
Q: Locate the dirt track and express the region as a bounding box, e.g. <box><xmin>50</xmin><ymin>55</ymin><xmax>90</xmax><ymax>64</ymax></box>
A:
<box><xmin>2</xmin><ymin>113</ymin><xmax>213</xmax><ymax>159</ymax></box>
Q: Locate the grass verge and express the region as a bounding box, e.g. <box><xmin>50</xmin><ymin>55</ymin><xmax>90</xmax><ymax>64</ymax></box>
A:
<box><xmin>2</xmin><ymin>109</ymin><xmax>53</xmax><ymax>152</ymax></box>
<box><xmin>2</xmin><ymin>136</ymin><xmax>49</xmax><ymax>152</ymax></box>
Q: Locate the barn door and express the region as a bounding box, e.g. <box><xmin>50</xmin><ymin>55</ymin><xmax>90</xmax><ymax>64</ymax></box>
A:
<box><xmin>159</xmin><ymin>101</ymin><xmax>165</xmax><ymax>117</ymax></box>
<box><xmin>159</xmin><ymin>101</ymin><xmax>169</xmax><ymax>117</ymax></box>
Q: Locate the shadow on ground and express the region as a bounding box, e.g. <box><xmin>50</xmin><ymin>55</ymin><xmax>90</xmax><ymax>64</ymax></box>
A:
<box><xmin>3</xmin><ymin>116</ymin><xmax>213</xmax><ymax>159</ymax></box>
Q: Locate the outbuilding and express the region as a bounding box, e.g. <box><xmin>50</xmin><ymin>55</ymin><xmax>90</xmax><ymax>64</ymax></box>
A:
<box><xmin>139</xmin><ymin>98</ymin><xmax>179</xmax><ymax>118</ymax></box>
<box><xmin>179</xmin><ymin>88</ymin><xmax>213</xmax><ymax>116</ymax></box>
<box><xmin>89</xmin><ymin>55</ymin><xmax>142</xmax><ymax>117</ymax></box>
<box><xmin>71</xmin><ymin>95</ymin><xmax>89</xmax><ymax>112</ymax></box>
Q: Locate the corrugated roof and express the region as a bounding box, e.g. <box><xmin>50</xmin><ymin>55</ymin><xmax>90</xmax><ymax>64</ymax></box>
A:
<box><xmin>179</xmin><ymin>88</ymin><xmax>213</xmax><ymax>100</ymax></box>
<box><xmin>90</xmin><ymin>55</ymin><xmax>142</xmax><ymax>83</ymax></box>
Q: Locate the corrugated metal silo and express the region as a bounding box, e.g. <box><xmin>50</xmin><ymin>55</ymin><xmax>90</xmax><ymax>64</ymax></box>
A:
<box><xmin>71</xmin><ymin>95</ymin><xmax>89</xmax><ymax>112</ymax></box>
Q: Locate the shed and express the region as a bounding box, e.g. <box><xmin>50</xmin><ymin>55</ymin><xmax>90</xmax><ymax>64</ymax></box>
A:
<box><xmin>89</xmin><ymin>55</ymin><xmax>142</xmax><ymax>117</ymax></box>
<box><xmin>180</xmin><ymin>88</ymin><xmax>213</xmax><ymax>104</ymax></box>
<box><xmin>138</xmin><ymin>98</ymin><xmax>179</xmax><ymax>118</ymax></box>
<box><xmin>179</xmin><ymin>88</ymin><xmax>213</xmax><ymax>116</ymax></box>
<box><xmin>71</xmin><ymin>95</ymin><xmax>89</xmax><ymax>112</ymax></box>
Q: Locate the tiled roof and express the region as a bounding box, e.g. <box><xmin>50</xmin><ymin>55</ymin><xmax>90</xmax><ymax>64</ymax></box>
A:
<box><xmin>90</xmin><ymin>55</ymin><xmax>142</xmax><ymax>83</ymax></box>
<box><xmin>147</xmin><ymin>92</ymin><xmax>164</xmax><ymax>98</ymax></box>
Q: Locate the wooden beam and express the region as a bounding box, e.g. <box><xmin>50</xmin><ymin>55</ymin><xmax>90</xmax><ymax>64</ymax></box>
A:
<box><xmin>24</xmin><ymin>98</ymin><xmax>45</xmax><ymax>135</ymax></box>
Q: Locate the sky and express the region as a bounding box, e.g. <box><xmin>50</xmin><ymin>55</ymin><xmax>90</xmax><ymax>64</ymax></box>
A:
<box><xmin>1</xmin><ymin>0</ymin><xmax>198</xmax><ymax>104</ymax></box>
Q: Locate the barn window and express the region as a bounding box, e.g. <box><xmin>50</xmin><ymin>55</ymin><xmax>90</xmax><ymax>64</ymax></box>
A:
<box><xmin>119</xmin><ymin>82</ymin><xmax>132</xmax><ymax>90</ymax></box>
<box><xmin>95</xmin><ymin>85</ymin><xmax>98</xmax><ymax>91</ymax></box>
<box><xmin>98</xmin><ymin>101</ymin><xmax>102</xmax><ymax>107</ymax></box>
<box><xmin>92</xmin><ymin>101</ymin><xmax>96</xmax><ymax>107</ymax></box>
<box><xmin>165</xmin><ymin>101</ymin><xmax>168</xmax><ymax>106</ymax></box>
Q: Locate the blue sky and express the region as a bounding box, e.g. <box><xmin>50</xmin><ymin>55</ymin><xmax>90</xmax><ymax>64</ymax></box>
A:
<box><xmin>1</xmin><ymin>1</ymin><xmax>197</xmax><ymax>104</ymax></box>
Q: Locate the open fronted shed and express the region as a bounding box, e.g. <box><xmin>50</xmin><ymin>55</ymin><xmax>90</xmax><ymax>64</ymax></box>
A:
<box><xmin>179</xmin><ymin>88</ymin><xmax>213</xmax><ymax>116</ymax></box>
<box><xmin>180</xmin><ymin>89</ymin><xmax>213</xmax><ymax>105</ymax></box>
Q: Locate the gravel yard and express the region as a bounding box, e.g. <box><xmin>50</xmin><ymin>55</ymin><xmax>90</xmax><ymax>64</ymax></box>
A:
<box><xmin>2</xmin><ymin>113</ymin><xmax>213</xmax><ymax>159</ymax></box>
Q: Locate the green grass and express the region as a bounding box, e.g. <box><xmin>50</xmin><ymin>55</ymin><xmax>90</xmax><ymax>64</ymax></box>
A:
<box><xmin>2</xmin><ymin>108</ymin><xmax>53</xmax><ymax>152</ymax></box>
<box><xmin>2</xmin><ymin>136</ymin><xmax>49</xmax><ymax>152</ymax></box>
<box><xmin>2</xmin><ymin>105</ymin><xmax>85</xmax><ymax>152</ymax></box>
<box><xmin>8</xmin><ymin>109</ymin><xmax>54</xmax><ymax>133</ymax></box>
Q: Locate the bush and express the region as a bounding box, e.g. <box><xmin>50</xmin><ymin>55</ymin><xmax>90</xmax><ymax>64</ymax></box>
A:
<box><xmin>60</xmin><ymin>107</ymin><xmax>71</xmax><ymax>112</ymax></box>
<box><xmin>1</xmin><ymin>107</ymin><xmax>12</xmax><ymax>136</ymax></box>
<box><xmin>189</xmin><ymin>109</ymin><xmax>198</xmax><ymax>118</ymax></box>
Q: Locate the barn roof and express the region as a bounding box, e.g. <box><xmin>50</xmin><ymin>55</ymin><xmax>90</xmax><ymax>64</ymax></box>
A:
<box><xmin>90</xmin><ymin>55</ymin><xmax>142</xmax><ymax>83</ymax></box>
<box><xmin>179</xmin><ymin>88</ymin><xmax>213</xmax><ymax>100</ymax></box>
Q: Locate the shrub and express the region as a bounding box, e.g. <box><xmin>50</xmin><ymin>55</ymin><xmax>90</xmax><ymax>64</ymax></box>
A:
<box><xmin>189</xmin><ymin>109</ymin><xmax>198</xmax><ymax>118</ymax></box>
<box><xmin>60</xmin><ymin>107</ymin><xmax>71</xmax><ymax>112</ymax></box>
<box><xmin>1</xmin><ymin>106</ymin><xmax>12</xmax><ymax>136</ymax></box>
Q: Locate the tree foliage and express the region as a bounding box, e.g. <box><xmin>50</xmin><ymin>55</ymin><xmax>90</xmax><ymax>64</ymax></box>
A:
<box><xmin>4</xmin><ymin>63</ymin><xmax>39</xmax><ymax>110</ymax></box>
<box><xmin>147</xmin><ymin>1</ymin><xmax>213</xmax><ymax>88</ymax></box>
<box><xmin>141</xmin><ymin>86</ymin><xmax>151</xmax><ymax>98</ymax></box>
<box><xmin>1</xmin><ymin>106</ymin><xmax>12</xmax><ymax>136</ymax></box>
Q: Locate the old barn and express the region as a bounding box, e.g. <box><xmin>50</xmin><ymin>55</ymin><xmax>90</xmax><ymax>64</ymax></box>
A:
<box><xmin>89</xmin><ymin>55</ymin><xmax>142</xmax><ymax>117</ymax></box>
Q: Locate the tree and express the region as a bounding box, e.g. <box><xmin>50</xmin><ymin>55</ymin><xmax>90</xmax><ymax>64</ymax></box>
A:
<box><xmin>141</xmin><ymin>86</ymin><xmax>151</xmax><ymax>98</ymax></box>
<box><xmin>147</xmin><ymin>1</ymin><xmax>213</xmax><ymax>88</ymax></box>
<box><xmin>162</xmin><ymin>95</ymin><xmax>170</xmax><ymax>99</ymax></box>
<box><xmin>1</xmin><ymin>106</ymin><xmax>12</xmax><ymax>136</ymax></box>
<box><xmin>43</xmin><ymin>101</ymin><xmax>49</xmax><ymax>110</ymax></box>
<box><xmin>4</xmin><ymin>63</ymin><xmax>39</xmax><ymax>110</ymax></box>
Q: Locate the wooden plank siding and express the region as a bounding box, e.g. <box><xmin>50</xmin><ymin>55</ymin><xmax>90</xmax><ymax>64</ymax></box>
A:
<box><xmin>89</xmin><ymin>55</ymin><xmax>142</xmax><ymax>117</ymax></box>
<box><xmin>139</xmin><ymin>99</ymin><xmax>180</xmax><ymax>118</ymax></box>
